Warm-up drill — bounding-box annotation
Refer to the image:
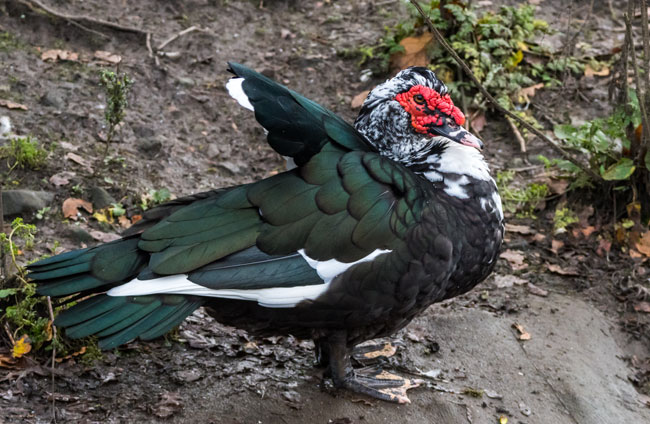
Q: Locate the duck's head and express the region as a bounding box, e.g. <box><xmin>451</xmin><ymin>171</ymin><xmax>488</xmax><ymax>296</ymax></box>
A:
<box><xmin>354</xmin><ymin>67</ymin><xmax>483</xmax><ymax>164</ymax></box>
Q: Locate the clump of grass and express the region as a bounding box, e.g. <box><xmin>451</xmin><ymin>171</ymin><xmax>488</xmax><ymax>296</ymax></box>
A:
<box><xmin>496</xmin><ymin>170</ymin><xmax>549</xmax><ymax>218</ymax></box>
<box><xmin>0</xmin><ymin>136</ymin><xmax>48</xmax><ymax>172</ymax></box>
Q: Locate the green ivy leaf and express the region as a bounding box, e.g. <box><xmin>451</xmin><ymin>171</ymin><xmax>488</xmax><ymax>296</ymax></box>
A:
<box><xmin>601</xmin><ymin>158</ymin><xmax>636</xmax><ymax>181</ymax></box>
<box><xmin>0</xmin><ymin>288</ymin><xmax>18</xmax><ymax>298</ymax></box>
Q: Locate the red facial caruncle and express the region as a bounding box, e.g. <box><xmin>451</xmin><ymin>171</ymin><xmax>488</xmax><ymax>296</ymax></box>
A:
<box><xmin>395</xmin><ymin>85</ymin><xmax>465</xmax><ymax>135</ymax></box>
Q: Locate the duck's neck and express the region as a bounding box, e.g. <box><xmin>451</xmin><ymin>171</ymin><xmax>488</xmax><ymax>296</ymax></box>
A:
<box><xmin>411</xmin><ymin>143</ymin><xmax>504</xmax><ymax>222</ymax></box>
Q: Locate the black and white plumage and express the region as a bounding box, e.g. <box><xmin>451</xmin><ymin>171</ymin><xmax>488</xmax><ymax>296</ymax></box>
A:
<box><xmin>28</xmin><ymin>63</ymin><xmax>503</xmax><ymax>403</ymax></box>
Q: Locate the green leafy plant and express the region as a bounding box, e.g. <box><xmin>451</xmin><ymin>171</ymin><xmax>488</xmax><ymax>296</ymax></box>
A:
<box><xmin>99</xmin><ymin>70</ymin><xmax>133</xmax><ymax>153</ymax></box>
<box><xmin>0</xmin><ymin>136</ymin><xmax>48</xmax><ymax>172</ymax></box>
<box><xmin>553</xmin><ymin>207</ymin><xmax>579</xmax><ymax>233</ymax></box>
<box><xmin>496</xmin><ymin>170</ymin><xmax>549</xmax><ymax>217</ymax></box>
<box><xmin>544</xmin><ymin>90</ymin><xmax>642</xmax><ymax>190</ymax></box>
<box><xmin>140</xmin><ymin>187</ymin><xmax>172</xmax><ymax>211</ymax></box>
<box><xmin>368</xmin><ymin>1</ymin><xmax>592</xmax><ymax>115</ymax></box>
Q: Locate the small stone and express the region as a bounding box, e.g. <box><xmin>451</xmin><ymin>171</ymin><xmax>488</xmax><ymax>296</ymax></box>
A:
<box><xmin>64</xmin><ymin>226</ymin><xmax>94</xmax><ymax>244</ymax></box>
<box><xmin>132</xmin><ymin>125</ymin><xmax>155</xmax><ymax>138</ymax></box>
<box><xmin>40</xmin><ymin>90</ymin><xmax>64</xmax><ymax>109</ymax></box>
<box><xmin>0</xmin><ymin>116</ymin><xmax>12</xmax><ymax>138</ymax></box>
<box><xmin>2</xmin><ymin>190</ymin><xmax>54</xmax><ymax>216</ymax></box>
<box><xmin>216</xmin><ymin>160</ymin><xmax>242</xmax><ymax>176</ymax></box>
<box><xmin>88</xmin><ymin>186</ymin><xmax>116</xmax><ymax>209</ymax></box>
<box><xmin>137</xmin><ymin>138</ymin><xmax>163</xmax><ymax>155</ymax></box>
<box><xmin>177</xmin><ymin>77</ymin><xmax>195</xmax><ymax>87</ymax></box>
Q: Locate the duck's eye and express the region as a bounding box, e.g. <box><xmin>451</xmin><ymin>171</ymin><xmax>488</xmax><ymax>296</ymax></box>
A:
<box><xmin>413</xmin><ymin>94</ymin><xmax>425</xmax><ymax>104</ymax></box>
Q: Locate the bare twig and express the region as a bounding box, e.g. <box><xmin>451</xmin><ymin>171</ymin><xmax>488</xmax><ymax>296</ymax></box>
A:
<box><xmin>625</xmin><ymin>13</ymin><xmax>650</xmax><ymax>162</ymax></box>
<box><xmin>157</xmin><ymin>25</ymin><xmax>201</xmax><ymax>51</ymax></box>
<box><xmin>0</xmin><ymin>185</ymin><xmax>7</xmax><ymax>278</ymax></box>
<box><xmin>16</xmin><ymin>0</ymin><xmax>148</xmax><ymax>37</ymax></box>
<box><xmin>46</xmin><ymin>296</ymin><xmax>57</xmax><ymax>422</ymax></box>
<box><xmin>408</xmin><ymin>0</ymin><xmax>602</xmax><ymax>182</ymax></box>
<box><xmin>506</xmin><ymin>117</ymin><xmax>527</xmax><ymax>153</ymax></box>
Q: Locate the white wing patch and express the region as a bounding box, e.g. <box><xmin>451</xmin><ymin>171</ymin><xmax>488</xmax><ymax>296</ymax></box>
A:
<box><xmin>107</xmin><ymin>249</ymin><xmax>392</xmax><ymax>308</ymax></box>
<box><xmin>226</xmin><ymin>77</ymin><xmax>254</xmax><ymax>111</ymax></box>
<box><xmin>443</xmin><ymin>175</ymin><xmax>469</xmax><ymax>199</ymax></box>
<box><xmin>429</xmin><ymin>142</ymin><xmax>492</xmax><ymax>182</ymax></box>
<box><xmin>297</xmin><ymin>248</ymin><xmax>392</xmax><ymax>284</ymax></box>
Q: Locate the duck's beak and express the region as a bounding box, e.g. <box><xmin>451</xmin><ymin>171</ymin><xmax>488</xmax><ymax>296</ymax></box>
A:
<box><xmin>430</xmin><ymin>119</ymin><xmax>484</xmax><ymax>150</ymax></box>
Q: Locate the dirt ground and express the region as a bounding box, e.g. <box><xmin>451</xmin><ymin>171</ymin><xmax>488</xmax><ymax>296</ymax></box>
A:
<box><xmin>0</xmin><ymin>0</ymin><xmax>649</xmax><ymax>423</ymax></box>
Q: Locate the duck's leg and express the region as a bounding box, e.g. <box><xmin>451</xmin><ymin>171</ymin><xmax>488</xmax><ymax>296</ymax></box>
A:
<box><xmin>325</xmin><ymin>331</ymin><xmax>422</xmax><ymax>404</ymax></box>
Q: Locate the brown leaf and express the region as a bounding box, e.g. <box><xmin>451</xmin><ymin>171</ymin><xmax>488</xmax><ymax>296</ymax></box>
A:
<box><xmin>390</xmin><ymin>32</ymin><xmax>434</xmax><ymax>71</ymax></box>
<box><xmin>49</xmin><ymin>171</ymin><xmax>76</xmax><ymax>187</ymax></box>
<box><xmin>65</xmin><ymin>152</ymin><xmax>93</xmax><ymax>173</ymax></box>
<box><xmin>118</xmin><ymin>215</ymin><xmax>132</xmax><ymax>229</ymax></box>
<box><xmin>633</xmin><ymin>301</ymin><xmax>650</xmax><ymax>313</ymax></box>
<box><xmin>516</xmin><ymin>82</ymin><xmax>544</xmax><ymax>103</ymax></box>
<box><xmin>547</xmin><ymin>178</ymin><xmax>569</xmax><ymax>195</ymax></box>
<box><xmin>500</xmin><ymin>249</ymin><xmax>527</xmax><ymax>270</ymax></box>
<box><xmin>551</xmin><ymin>239</ymin><xmax>564</xmax><ymax>254</ymax></box>
<box><xmin>0</xmin><ymin>351</ymin><xmax>18</xmax><ymax>368</ymax></box>
<box><xmin>94</xmin><ymin>50</ymin><xmax>122</xmax><ymax>64</ymax></box>
<box><xmin>532</xmin><ymin>233</ymin><xmax>546</xmax><ymax>243</ymax></box>
<box><xmin>131</xmin><ymin>214</ymin><xmax>142</xmax><ymax>224</ymax></box>
<box><xmin>492</xmin><ymin>274</ymin><xmax>527</xmax><ymax>288</ymax></box>
<box><xmin>351</xmin><ymin>90</ymin><xmax>370</xmax><ymax>109</ymax></box>
<box><xmin>41</xmin><ymin>49</ymin><xmax>79</xmax><ymax>62</ymax></box>
<box><xmin>584</xmin><ymin>64</ymin><xmax>609</xmax><ymax>77</ymax></box>
<box><xmin>512</xmin><ymin>323</ymin><xmax>531</xmax><ymax>341</ymax></box>
<box><xmin>527</xmin><ymin>282</ymin><xmax>548</xmax><ymax>297</ymax></box>
<box><xmin>55</xmin><ymin>346</ymin><xmax>87</xmax><ymax>363</ymax></box>
<box><xmin>505</xmin><ymin>223</ymin><xmax>533</xmax><ymax>235</ymax></box>
<box><xmin>597</xmin><ymin>239</ymin><xmax>612</xmax><ymax>257</ymax></box>
<box><xmin>546</xmin><ymin>263</ymin><xmax>579</xmax><ymax>276</ymax></box>
<box><xmin>62</xmin><ymin>198</ymin><xmax>93</xmax><ymax>220</ymax></box>
<box><xmin>89</xmin><ymin>230</ymin><xmax>121</xmax><ymax>243</ymax></box>
<box><xmin>580</xmin><ymin>226</ymin><xmax>596</xmax><ymax>237</ymax></box>
<box><xmin>0</xmin><ymin>99</ymin><xmax>27</xmax><ymax>110</ymax></box>
<box><xmin>152</xmin><ymin>392</ymin><xmax>183</xmax><ymax>418</ymax></box>
<box><xmin>635</xmin><ymin>231</ymin><xmax>650</xmax><ymax>256</ymax></box>
<box><xmin>470</xmin><ymin>112</ymin><xmax>486</xmax><ymax>133</ymax></box>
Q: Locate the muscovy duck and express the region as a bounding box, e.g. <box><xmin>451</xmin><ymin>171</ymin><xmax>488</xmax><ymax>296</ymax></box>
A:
<box><xmin>28</xmin><ymin>63</ymin><xmax>504</xmax><ymax>403</ymax></box>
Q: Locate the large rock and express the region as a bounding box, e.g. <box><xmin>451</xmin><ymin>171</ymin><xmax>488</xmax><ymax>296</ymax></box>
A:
<box><xmin>1</xmin><ymin>190</ymin><xmax>54</xmax><ymax>216</ymax></box>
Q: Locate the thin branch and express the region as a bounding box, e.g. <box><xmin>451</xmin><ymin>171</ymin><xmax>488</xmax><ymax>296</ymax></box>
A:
<box><xmin>625</xmin><ymin>13</ymin><xmax>650</xmax><ymax>162</ymax></box>
<box><xmin>408</xmin><ymin>0</ymin><xmax>602</xmax><ymax>182</ymax></box>
<box><xmin>16</xmin><ymin>0</ymin><xmax>148</xmax><ymax>37</ymax></box>
<box><xmin>46</xmin><ymin>296</ymin><xmax>57</xmax><ymax>423</ymax></box>
<box><xmin>157</xmin><ymin>26</ymin><xmax>201</xmax><ymax>51</ymax></box>
<box><xmin>0</xmin><ymin>185</ymin><xmax>7</xmax><ymax>278</ymax></box>
<box><xmin>506</xmin><ymin>116</ymin><xmax>527</xmax><ymax>153</ymax></box>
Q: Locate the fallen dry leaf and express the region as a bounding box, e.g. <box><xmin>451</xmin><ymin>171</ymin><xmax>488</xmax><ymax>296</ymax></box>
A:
<box><xmin>547</xmin><ymin>178</ymin><xmax>569</xmax><ymax>195</ymax></box>
<box><xmin>516</xmin><ymin>82</ymin><xmax>544</xmax><ymax>103</ymax></box>
<box><xmin>351</xmin><ymin>90</ymin><xmax>370</xmax><ymax>109</ymax></box>
<box><xmin>94</xmin><ymin>50</ymin><xmax>122</xmax><ymax>64</ymax></box>
<box><xmin>532</xmin><ymin>233</ymin><xmax>546</xmax><ymax>243</ymax></box>
<box><xmin>62</xmin><ymin>198</ymin><xmax>93</xmax><ymax>220</ymax></box>
<box><xmin>505</xmin><ymin>223</ymin><xmax>533</xmax><ymax>235</ymax></box>
<box><xmin>65</xmin><ymin>152</ymin><xmax>93</xmax><ymax>173</ymax></box>
<box><xmin>584</xmin><ymin>63</ymin><xmax>610</xmax><ymax>77</ymax></box>
<box><xmin>633</xmin><ymin>302</ymin><xmax>650</xmax><ymax>313</ymax></box>
<box><xmin>0</xmin><ymin>351</ymin><xmax>18</xmax><ymax>368</ymax></box>
<box><xmin>500</xmin><ymin>249</ymin><xmax>527</xmax><ymax>270</ymax></box>
<box><xmin>12</xmin><ymin>335</ymin><xmax>31</xmax><ymax>358</ymax></box>
<box><xmin>41</xmin><ymin>49</ymin><xmax>79</xmax><ymax>62</ymax></box>
<box><xmin>49</xmin><ymin>171</ymin><xmax>75</xmax><ymax>187</ymax></box>
<box><xmin>470</xmin><ymin>111</ymin><xmax>486</xmax><ymax>133</ymax></box>
<box><xmin>546</xmin><ymin>263</ymin><xmax>579</xmax><ymax>276</ymax></box>
<box><xmin>492</xmin><ymin>274</ymin><xmax>527</xmax><ymax>288</ymax></box>
<box><xmin>0</xmin><ymin>99</ymin><xmax>27</xmax><ymax>110</ymax></box>
<box><xmin>89</xmin><ymin>230</ymin><xmax>121</xmax><ymax>243</ymax></box>
<box><xmin>527</xmin><ymin>282</ymin><xmax>548</xmax><ymax>297</ymax></box>
<box><xmin>580</xmin><ymin>226</ymin><xmax>596</xmax><ymax>237</ymax></box>
<box><xmin>118</xmin><ymin>215</ymin><xmax>132</xmax><ymax>229</ymax></box>
<box><xmin>597</xmin><ymin>239</ymin><xmax>612</xmax><ymax>257</ymax></box>
<box><xmin>390</xmin><ymin>32</ymin><xmax>434</xmax><ymax>71</ymax></box>
<box><xmin>151</xmin><ymin>392</ymin><xmax>183</xmax><ymax>418</ymax></box>
<box><xmin>635</xmin><ymin>231</ymin><xmax>650</xmax><ymax>257</ymax></box>
<box><xmin>55</xmin><ymin>346</ymin><xmax>86</xmax><ymax>363</ymax></box>
<box><xmin>512</xmin><ymin>323</ymin><xmax>531</xmax><ymax>341</ymax></box>
<box><xmin>551</xmin><ymin>239</ymin><xmax>564</xmax><ymax>254</ymax></box>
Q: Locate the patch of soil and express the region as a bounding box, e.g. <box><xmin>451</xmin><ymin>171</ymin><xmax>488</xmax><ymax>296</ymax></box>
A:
<box><xmin>0</xmin><ymin>1</ymin><xmax>649</xmax><ymax>423</ymax></box>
